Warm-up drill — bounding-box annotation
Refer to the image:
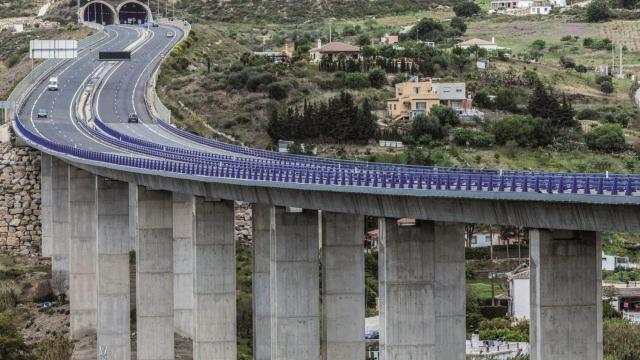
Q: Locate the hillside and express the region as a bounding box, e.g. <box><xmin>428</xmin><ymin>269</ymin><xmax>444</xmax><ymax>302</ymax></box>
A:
<box><xmin>174</xmin><ymin>0</ymin><xmax>451</xmax><ymax>23</ymax></box>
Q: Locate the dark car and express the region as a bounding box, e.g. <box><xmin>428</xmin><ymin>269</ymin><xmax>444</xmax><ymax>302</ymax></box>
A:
<box><xmin>37</xmin><ymin>109</ymin><xmax>48</xmax><ymax>118</ymax></box>
<box><xmin>365</xmin><ymin>330</ymin><xmax>379</xmax><ymax>340</ymax></box>
<box><xmin>152</xmin><ymin>22</ymin><xmax>159</xmax><ymax>27</ymax></box>
<box><xmin>127</xmin><ymin>113</ymin><xmax>139</xmax><ymax>123</ymax></box>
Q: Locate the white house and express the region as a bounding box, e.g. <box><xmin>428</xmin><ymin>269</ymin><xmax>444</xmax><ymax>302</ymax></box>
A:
<box><xmin>506</xmin><ymin>267</ymin><xmax>530</xmax><ymax>320</ymax></box>
<box><xmin>466</xmin><ymin>231</ymin><xmax>500</xmax><ymax>248</ymax></box>
<box><xmin>530</xmin><ymin>5</ymin><xmax>552</xmax><ymax>14</ymax></box>
<box><xmin>602</xmin><ymin>252</ymin><xmax>635</xmax><ymax>271</ymax></box>
<box><xmin>457</xmin><ymin>38</ymin><xmax>499</xmax><ymax>51</ymax></box>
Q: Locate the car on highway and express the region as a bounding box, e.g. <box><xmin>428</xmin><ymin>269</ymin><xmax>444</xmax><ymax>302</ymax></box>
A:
<box><xmin>127</xmin><ymin>113</ymin><xmax>139</xmax><ymax>123</ymax></box>
<box><xmin>37</xmin><ymin>109</ymin><xmax>48</xmax><ymax>118</ymax></box>
<box><xmin>166</xmin><ymin>31</ymin><xmax>174</xmax><ymax>38</ymax></box>
<box><xmin>47</xmin><ymin>77</ymin><xmax>58</xmax><ymax>91</ymax></box>
<box><xmin>152</xmin><ymin>22</ymin><xmax>159</xmax><ymax>27</ymax></box>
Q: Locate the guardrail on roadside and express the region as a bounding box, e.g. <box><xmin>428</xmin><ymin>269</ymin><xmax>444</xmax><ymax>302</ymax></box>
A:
<box><xmin>147</xmin><ymin>20</ymin><xmax>192</xmax><ymax>124</ymax></box>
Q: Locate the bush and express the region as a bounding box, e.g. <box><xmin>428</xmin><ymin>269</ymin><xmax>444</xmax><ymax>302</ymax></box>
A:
<box><xmin>0</xmin><ymin>288</ymin><xmax>18</xmax><ymax>312</ymax></box>
<box><xmin>6</xmin><ymin>54</ymin><xmax>21</xmax><ymax>68</ymax></box>
<box><xmin>479</xmin><ymin>306</ymin><xmax>508</xmax><ymax>319</ymax></box>
<box><xmin>246</xmin><ymin>73</ymin><xmax>276</xmax><ymax>91</ymax></box>
<box><xmin>430</xmin><ymin>104</ymin><xmax>460</xmax><ymax>127</ymax></box>
<box><xmin>478</xmin><ymin>317</ymin><xmax>529</xmax><ymax>342</ymax></box>
<box><xmin>575</xmin><ymin>64</ymin><xmax>588</xmax><ymax>73</ymax></box>
<box><xmin>473</xmin><ymin>90</ymin><xmax>493</xmax><ymax>109</ymax></box>
<box><xmin>344</xmin><ymin>72</ymin><xmax>370</xmax><ymax>89</ymax></box>
<box><xmin>586</xmin><ymin>0</ymin><xmax>611</xmax><ymax>22</ymax></box>
<box><xmin>267</xmin><ymin>81</ymin><xmax>291</xmax><ymax>100</ymax></box>
<box><xmin>451</xmin><ymin>128</ymin><xmax>495</xmax><ymax>147</ymax></box>
<box><xmin>466</xmin><ymin>246</ymin><xmax>490</xmax><ymax>260</ymax></box>
<box><xmin>494</xmin><ymin>88</ymin><xmax>519</xmax><ymax>113</ymax></box>
<box><xmin>531</xmin><ymin>39</ymin><xmax>546</xmax><ymax>50</ymax></box>
<box><xmin>490</xmin><ymin>115</ymin><xmax>535</xmax><ymax>146</ymax></box>
<box><xmin>32</xmin><ymin>336</ymin><xmax>74</xmax><ymax>360</ymax></box>
<box><xmin>411</xmin><ymin>113</ymin><xmax>447</xmax><ymax>139</ymax></box>
<box><xmin>0</xmin><ymin>316</ymin><xmax>32</xmax><ymax>360</ymax></box>
<box><xmin>454</xmin><ymin>1</ymin><xmax>481</xmax><ymax>17</ymax></box>
<box><xmin>577</xmin><ymin>108</ymin><xmax>600</xmax><ymax>120</ymax></box>
<box><xmin>600</xmin><ymin>80</ymin><xmax>614</xmax><ymax>94</ymax></box>
<box><xmin>368</xmin><ymin>69</ymin><xmax>387</xmax><ymax>88</ymax></box>
<box><xmin>604</xmin><ymin>319</ymin><xmax>640</xmax><ymax>359</ymax></box>
<box><xmin>585</xmin><ymin>124</ymin><xmax>627</xmax><ymax>152</ymax></box>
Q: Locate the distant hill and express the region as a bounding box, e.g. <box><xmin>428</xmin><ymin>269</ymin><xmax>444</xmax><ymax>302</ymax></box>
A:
<box><xmin>176</xmin><ymin>0</ymin><xmax>449</xmax><ymax>23</ymax></box>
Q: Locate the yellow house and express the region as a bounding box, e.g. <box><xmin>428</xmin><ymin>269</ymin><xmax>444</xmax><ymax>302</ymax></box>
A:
<box><xmin>386</xmin><ymin>79</ymin><xmax>440</xmax><ymax>121</ymax></box>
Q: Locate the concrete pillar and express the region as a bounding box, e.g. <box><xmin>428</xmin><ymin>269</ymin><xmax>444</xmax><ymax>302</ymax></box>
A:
<box><xmin>378</xmin><ymin>219</ymin><xmax>465</xmax><ymax>360</ymax></box>
<box><xmin>252</xmin><ymin>204</ymin><xmax>273</xmax><ymax>360</ymax></box>
<box><xmin>40</xmin><ymin>153</ymin><xmax>52</xmax><ymax>257</ymax></box>
<box><xmin>128</xmin><ymin>183</ymin><xmax>138</xmax><ymax>251</ymax></box>
<box><xmin>271</xmin><ymin>207</ymin><xmax>320</xmax><ymax>360</ymax></box>
<box><xmin>321</xmin><ymin>212</ymin><xmax>365</xmax><ymax>360</ymax></box>
<box><xmin>193</xmin><ymin>198</ymin><xmax>236</xmax><ymax>359</ymax></box>
<box><xmin>137</xmin><ymin>187</ymin><xmax>174</xmax><ymax>360</ymax></box>
<box><xmin>96</xmin><ymin>178</ymin><xmax>130</xmax><ymax>359</ymax></box>
<box><xmin>173</xmin><ymin>193</ymin><xmax>194</xmax><ymax>338</ymax></box>
<box><xmin>68</xmin><ymin>167</ymin><xmax>97</xmax><ymax>337</ymax></box>
<box><xmin>51</xmin><ymin>157</ymin><xmax>69</xmax><ymax>295</ymax></box>
<box><xmin>530</xmin><ymin>229</ymin><xmax>602</xmax><ymax>360</ymax></box>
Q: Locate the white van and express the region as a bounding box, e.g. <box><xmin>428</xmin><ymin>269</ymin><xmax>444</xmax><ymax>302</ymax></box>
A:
<box><xmin>48</xmin><ymin>77</ymin><xmax>58</xmax><ymax>91</ymax></box>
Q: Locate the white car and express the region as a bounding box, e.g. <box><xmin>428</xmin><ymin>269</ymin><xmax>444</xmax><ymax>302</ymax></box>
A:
<box><xmin>166</xmin><ymin>31</ymin><xmax>174</xmax><ymax>38</ymax></box>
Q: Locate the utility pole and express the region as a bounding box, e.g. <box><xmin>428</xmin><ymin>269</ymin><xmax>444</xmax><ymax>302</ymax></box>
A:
<box><xmin>620</xmin><ymin>44</ymin><xmax>623</xmax><ymax>78</ymax></box>
<box><xmin>77</xmin><ymin>0</ymin><xmax>81</xmax><ymax>24</ymax></box>
<box><xmin>489</xmin><ymin>224</ymin><xmax>494</xmax><ymax>261</ymax></box>
<box><xmin>612</xmin><ymin>45</ymin><xmax>615</xmax><ymax>75</ymax></box>
<box><xmin>157</xmin><ymin>0</ymin><xmax>160</xmax><ymax>19</ymax></box>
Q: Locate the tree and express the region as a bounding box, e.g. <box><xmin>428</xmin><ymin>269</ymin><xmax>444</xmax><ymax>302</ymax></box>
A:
<box><xmin>473</xmin><ymin>90</ymin><xmax>494</xmax><ymax>109</ymax></box>
<box><xmin>586</xmin><ymin>0</ymin><xmax>610</xmax><ymax>22</ymax></box>
<box><xmin>411</xmin><ymin>113</ymin><xmax>447</xmax><ymax>140</ymax></box>
<box><xmin>344</xmin><ymin>72</ymin><xmax>370</xmax><ymax>89</ymax></box>
<box><xmin>267</xmin><ymin>81</ymin><xmax>291</xmax><ymax>100</ymax></box>
<box><xmin>599</xmin><ymin>79</ymin><xmax>614</xmax><ymax>93</ymax></box>
<box><xmin>490</xmin><ymin>115</ymin><xmax>536</xmax><ymax>146</ymax></box>
<box><xmin>555</xmin><ymin>94</ymin><xmax>577</xmax><ymax>128</ymax></box>
<box><xmin>356</xmin><ymin>34</ymin><xmax>371</xmax><ymax>46</ymax></box>
<box><xmin>495</xmin><ymin>88</ymin><xmax>519</xmax><ymax>113</ymax></box>
<box><xmin>530</xmin><ymin>39</ymin><xmax>546</xmax><ymax>50</ymax></box>
<box><xmin>454</xmin><ymin>1</ymin><xmax>481</xmax><ymax>17</ymax></box>
<box><xmin>528</xmin><ymin>80</ymin><xmax>559</xmax><ymax>119</ymax></box>
<box><xmin>368</xmin><ymin>69</ymin><xmax>387</xmax><ymax>88</ymax></box>
<box><xmin>585</xmin><ymin>124</ymin><xmax>627</xmax><ymax>152</ymax></box>
<box><xmin>450</xmin><ymin>16</ymin><xmax>468</xmax><ymax>34</ymax></box>
<box><xmin>430</xmin><ymin>104</ymin><xmax>460</xmax><ymax>127</ymax></box>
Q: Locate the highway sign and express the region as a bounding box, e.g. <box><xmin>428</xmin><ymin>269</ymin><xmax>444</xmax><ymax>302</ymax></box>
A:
<box><xmin>30</xmin><ymin>40</ymin><xmax>78</xmax><ymax>59</ymax></box>
<box><xmin>0</xmin><ymin>101</ymin><xmax>16</xmax><ymax>109</ymax></box>
<box><xmin>98</xmin><ymin>51</ymin><xmax>131</xmax><ymax>61</ymax></box>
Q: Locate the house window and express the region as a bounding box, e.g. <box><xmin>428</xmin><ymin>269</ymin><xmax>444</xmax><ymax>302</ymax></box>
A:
<box><xmin>456</xmin><ymin>88</ymin><xmax>462</xmax><ymax>93</ymax></box>
<box><xmin>471</xmin><ymin>236</ymin><xmax>477</xmax><ymax>244</ymax></box>
<box><xmin>413</xmin><ymin>87</ymin><xmax>420</xmax><ymax>95</ymax></box>
<box><xmin>415</xmin><ymin>102</ymin><xmax>426</xmax><ymax>110</ymax></box>
<box><xmin>443</xmin><ymin>87</ymin><xmax>451</xmax><ymax>93</ymax></box>
<box><xmin>394</xmin><ymin>104</ymin><xmax>397</xmax><ymax>110</ymax></box>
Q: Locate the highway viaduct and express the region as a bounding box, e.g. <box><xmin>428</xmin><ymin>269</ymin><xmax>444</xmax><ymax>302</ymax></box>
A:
<box><xmin>7</xmin><ymin>8</ymin><xmax>640</xmax><ymax>360</ymax></box>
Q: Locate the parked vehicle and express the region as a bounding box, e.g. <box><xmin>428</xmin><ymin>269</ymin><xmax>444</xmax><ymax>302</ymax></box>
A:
<box><xmin>48</xmin><ymin>77</ymin><xmax>58</xmax><ymax>91</ymax></box>
<box><xmin>37</xmin><ymin>109</ymin><xmax>48</xmax><ymax>118</ymax></box>
<box><xmin>166</xmin><ymin>31</ymin><xmax>174</xmax><ymax>38</ymax></box>
<box><xmin>152</xmin><ymin>22</ymin><xmax>159</xmax><ymax>27</ymax></box>
<box><xmin>127</xmin><ymin>113</ymin><xmax>139</xmax><ymax>123</ymax></box>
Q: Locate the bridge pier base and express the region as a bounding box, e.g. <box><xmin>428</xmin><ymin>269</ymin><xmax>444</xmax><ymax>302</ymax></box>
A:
<box><xmin>51</xmin><ymin>158</ymin><xmax>70</xmax><ymax>295</ymax></box>
<box><xmin>173</xmin><ymin>193</ymin><xmax>194</xmax><ymax>339</ymax></box>
<box><xmin>271</xmin><ymin>207</ymin><xmax>320</xmax><ymax>359</ymax></box>
<box><xmin>321</xmin><ymin>212</ymin><xmax>365</xmax><ymax>360</ymax></box>
<box><xmin>193</xmin><ymin>198</ymin><xmax>236</xmax><ymax>359</ymax></box>
<box><xmin>379</xmin><ymin>219</ymin><xmax>465</xmax><ymax>360</ymax></box>
<box><xmin>530</xmin><ymin>229</ymin><xmax>603</xmax><ymax>360</ymax></box>
<box><xmin>68</xmin><ymin>168</ymin><xmax>97</xmax><ymax>337</ymax></box>
<box><xmin>136</xmin><ymin>188</ymin><xmax>174</xmax><ymax>360</ymax></box>
<box><xmin>96</xmin><ymin>178</ymin><xmax>131</xmax><ymax>359</ymax></box>
<box><xmin>40</xmin><ymin>153</ymin><xmax>52</xmax><ymax>257</ymax></box>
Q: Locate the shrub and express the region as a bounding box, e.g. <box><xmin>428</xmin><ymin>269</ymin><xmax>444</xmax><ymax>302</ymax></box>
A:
<box><xmin>454</xmin><ymin>1</ymin><xmax>481</xmax><ymax>17</ymax></box>
<box><xmin>490</xmin><ymin>115</ymin><xmax>535</xmax><ymax>146</ymax></box>
<box><xmin>585</xmin><ymin>124</ymin><xmax>627</xmax><ymax>152</ymax></box>
<box><xmin>246</xmin><ymin>73</ymin><xmax>276</xmax><ymax>91</ymax></box>
<box><xmin>0</xmin><ymin>288</ymin><xmax>18</xmax><ymax>312</ymax></box>
<box><xmin>430</xmin><ymin>104</ymin><xmax>460</xmax><ymax>127</ymax></box>
<box><xmin>479</xmin><ymin>306</ymin><xmax>509</xmax><ymax>319</ymax></box>
<box><xmin>494</xmin><ymin>88</ymin><xmax>519</xmax><ymax>113</ymax></box>
<box><xmin>473</xmin><ymin>90</ymin><xmax>493</xmax><ymax>109</ymax></box>
<box><xmin>451</xmin><ymin>128</ymin><xmax>495</xmax><ymax>147</ymax></box>
<box><xmin>32</xmin><ymin>336</ymin><xmax>74</xmax><ymax>360</ymax></box>
<box><xmin>267</xmin><ymin>81</ymin><xmax>291</xmax><ymax>100</ymax></box>
<box><xmin>600</xmin><ymin>79</ymin><xmax>614</xmax><ymax>94</ymax></box>
<box><xmin>577</xmin><ymin>108</ymin><xmax>600</xmax><ymax>120</ymax></box>
<box><xmin>368</xmin><ymin>69</ymin><xmax>387</xmax><ymax>88</ymax></box>
<box><xmin>465</xmin><ymin>246</ymin><xmax>490</xmax><ymax>260</ymax></box>
<box><xmin>226</xmin><ymin>70</ymin><xmax>249</xmax><ymax>89</ymax></box>
<box><xmin>0</xmin><ymin>316</ymin><xmax>32</xmax><ymax>360</ymax></box>
<box><xmin>411</xmin><ymin>113</ymin><xmax>447</xmax><ymax>140</ymax></box>
<box><xmin>604</xmin><ymin>319</ymin><xmax>640</xmax><ymax>359</ymax></box>
<box><xmin>6</xmin><ymin>53</ymin><xmax>21</xmax><ymax>68</ymax></box>
<box><xmin>531</xmin><ymin>39</ymin><xmax>546</xmax><ymax>50</ymax></box>
<box><xmin>586</xmin><ymin>0</ymin><xmax>611</xmax><ymax>22</ymax></box>
<box><xmin>575</xmin><ymin>64</ymin><xmax>588</xmax><ymax>73</ymax></box>
<box><xmin>344</xmin><ymin>72</ymin><xmax>370</xmax><ymax>89</ymax></box>
<box><xmin>478</xmin><ymin>317</ymin><xmax>529</xmax><ymax>342</ymax></box>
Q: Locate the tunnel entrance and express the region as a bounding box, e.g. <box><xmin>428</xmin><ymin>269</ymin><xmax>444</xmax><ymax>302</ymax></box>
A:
<box><xmin>118</xmin><ymin>1</ymin><xmax>150</xmax><ymax>25</ymax></box>
<box><xmin>83</xmin><ymin>2</ymin><xmax>115</xmax><ymax>25</ymax></box>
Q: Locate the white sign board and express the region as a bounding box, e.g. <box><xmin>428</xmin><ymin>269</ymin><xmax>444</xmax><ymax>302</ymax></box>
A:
<box><xmin>30</xmin><ymin>40</ymin><xmax>78</xmax><ymax>59</ymax></box>
<box><xmin>0</xmin><ymin>101</ymin><xmax>16</xmax><ymax>109</ymax></box>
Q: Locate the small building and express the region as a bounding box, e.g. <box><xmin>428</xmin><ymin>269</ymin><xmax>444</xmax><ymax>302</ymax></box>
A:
<box><xmin>530</xmin><ymin>4</ymin><xmax>552</xmax><ymax>14</ymax></box>
<box><xmin>604</xmin><ymin>281</ymin><xmax>640</xmax><ymax>315</ymax></box>
<box><xmin>602</xmin><ymin>252</ymin><xmax>635</xmax><ymax>271</ymax></box>
<box><xmin>466</xmin><ymin>231</ymin><xmax>500</xmax><ymax>248</ymax></box>
<box><xmin>457</xmin><ymin>38</ymin><xmax>499</xmax><ymax>51</ymax></box>
<box><xmin>431</xmin><ymin>82</ymin><xmax>471</xmax><ymax>110</ymax></box>
<box><xmin>309</xmin><ymin>40</ymin><xmax>360</xmax><ymax>63</ymax></box>
<box><xmin>386</xmin><ymin>78</ymin><xmax>440</xmax><ymax>121</ymax></box>
<box><xmin>381</xmin><ymin>33</ymin><xmax>399</xmax><ymax>45</ymax></box>
<box><xmin>254</xmin><ymin>44</ymin><xmax>294</xmax><ymax>64</ymax></box>
<box><xmin>505</xmin><ymin>266</ymin><xmax>530</xmax><ymax>320</ymax></box>
<box><xmin>491</xmin><ymin>0</ymin><xmax>532</xmax><ymax>9</ymax></box>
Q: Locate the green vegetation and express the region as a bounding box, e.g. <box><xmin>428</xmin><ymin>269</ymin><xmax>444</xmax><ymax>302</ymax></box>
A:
<box><xmin>604</xmin><ymin>319</ymin><xmax>640</xmax><ymax>359</ymax></box>
<box><xmin>586</xmin><ymin>0</ymin><xmax>611</xmax><ymax>22</ymax></box>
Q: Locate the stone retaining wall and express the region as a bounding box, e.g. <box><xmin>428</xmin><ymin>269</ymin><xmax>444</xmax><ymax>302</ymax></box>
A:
<box><xmin>0</xmin><ymin>142</ymin><xmax>42</xmax><ymax>255</ymax></box>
